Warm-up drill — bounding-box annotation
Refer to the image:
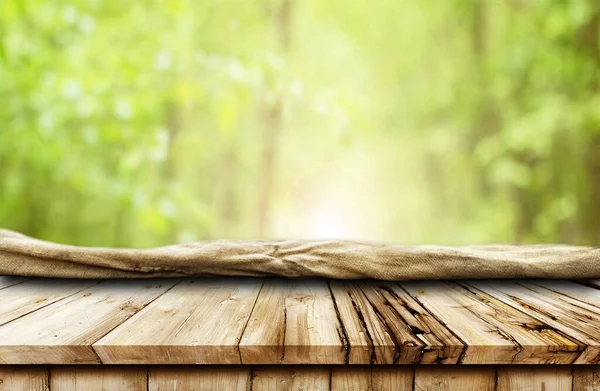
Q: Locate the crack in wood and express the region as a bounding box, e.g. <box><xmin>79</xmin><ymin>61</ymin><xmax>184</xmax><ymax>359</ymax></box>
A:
<box><xmin>0</xmin><ymin>280</ymin><xmax>102</xmax><ymax>329</ymax></box>
<box><xmin>360</xmin><ymin>285</ymin><xmax>405</xmax><ymax>364</ymax></box>
<box><xmin>448</xmin><ymin>283</ymin><xmax>527</xmax><ymax>362</ymax></box>
<box><xmin>327</xmin><ymin>281</ymin><xmax>350</xmax><ymax>364</ymax></box>
<box><xmin>346</xmin><ymin>288</ymin><xmax>376</xmax><ymax>364</ymax></box>
<box><xmin>0</xmin><ymin>277</ymin><xmax>31</xmax><ymax>291</ymax></box>
<box><xmin>380</xmin><ymin>286</ymin><xmax>427</xmax><ymax>335</ymax></box>
<box><xmin>248</xmin><ymin>367</ymin><xmax>255</xmax><ymax>391</ymax></box>
<box><xmin>461</xmin><ymin>282</ymin><xmax>588</xmax><ymax>347</ymax></box>
<box><xmin>460</xmin><ymin>281</ymin><xmax>588</xmax><ymax>363</ymax></box>
<box><xmin>396</xmin><ymin>284</ymin><xmax>468</xmax><ymax>365</ymax></box>
<box><xmin>280</xmin><ymin>305</ymin><xmax>287</xmax><ymax>363</ymax></box>
<box><xmin>238</xmin><ymin>279</ymin><xmax>265</xmax><ymax>365</ymax></box>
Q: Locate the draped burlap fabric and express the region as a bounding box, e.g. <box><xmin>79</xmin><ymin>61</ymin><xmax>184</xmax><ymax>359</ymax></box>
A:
<box><xmin>1</xmin><ymin>229</ymin><xmax>599</xmax><ymax>279</ymax></box>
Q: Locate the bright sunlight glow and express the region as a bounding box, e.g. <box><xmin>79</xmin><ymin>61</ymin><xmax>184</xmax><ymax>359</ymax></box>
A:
<box><xmin>311</xmin><ymin>212</ymin><xmax>347</xmax><ymax>239</ymax></box>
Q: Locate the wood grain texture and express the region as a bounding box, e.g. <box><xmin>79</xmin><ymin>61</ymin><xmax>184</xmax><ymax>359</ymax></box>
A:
<box><xmin>95</xmin><ymin>279</ymin><xmax>263</xmax><ymax>364</ymax></box>
<box><xmin>414</xmin><ymin>366</ymin><xmax>495</xmax><ymax>391</ymax></box>
<box><xmin>1</xmin><ymin>364</ymin><xmax>600</xmax><ymax>390</ymax></box>
<box><xmin>1</xmin><ymin>278</ymin><xmax>600</xmax><ymax>365</ymax></box>
<box><xmin>328</xmin><ymin>281</ymin><xmax>395</xmax><ymax>364</ymax></box>
<box><xmin>362</xmin><ymin>281</ymin><xmax>463</xmax><ymax>364</ymax></box>
<box><xmin>252</xmin><ymin>366</ymin><xmax>330</xmax><ymax>391</ymax></box>
<box><xmin>149</xmin><ymin>366</ymin><xmax>250</xmax><ymax>391</ymax></box>
<box><xmin>331</xmin><ymin>366</ymin><xmax>413</xmax><ymax>391</ymax></box>
<box><xmin>0</xmin><ymin>279</ymin><xmax>97</xmax><ymax>326</ymax></box>
<box><xmin>331</xmin><ymin>366</ymin><xmax>371</xmax><ymax>391</ymax></box>
<box><xmin>573</xmin><ymin>366</ymin><xmax>600</xmax><ymax>391</ymax></box>
<box><xmin>466</xmin><ymin>280</ymin><xmax>598</xmax><ymax>364</ymax></box>
<box><xmin>0</xmin><ymin>280</ymin><xmax>175</xmax><ymax>364</ymax></box>
<box><xmin>239</xmin><ymin>279</ymin><xmax>346</xmax><ymax>364</ymax></box>
<box><xmin>403</xmin><ymin>281</ymin><xmax>580</xmax><ymax>364</ymax></box>
<box><xmin>497</xmin><ymin>366</ymin><xmax>572</xmax><ymax>391</ymax></box>
<box><xmin>0</xmin><ymin>366</ymin><xmax>48</xmax><ymax>391</ymax></box>
<box><xmin>51</xmin><ymin>366</ymin><xmax>147</xmax><ymax>391</ymax></box>
<box><xmin>239</xmin><ymin>279</ymin><xmax>288</xmax><ymax>364</ymax></box>
<box><xmin>371</xmin><ymin>366</ymin><xmax>414</xmax><ymax>390</ymax></box>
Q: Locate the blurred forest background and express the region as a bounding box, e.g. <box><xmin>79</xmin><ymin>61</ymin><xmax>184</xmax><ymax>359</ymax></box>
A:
<box><xmin>1</xmin><ymin>0</ymin><xmax>600</xmax><ymax>247</ymax></box>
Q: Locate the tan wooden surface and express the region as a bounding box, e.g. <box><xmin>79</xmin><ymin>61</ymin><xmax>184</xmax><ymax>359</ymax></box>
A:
<box><xmin>0</xmin><ymin>280</ymin><xmax>176</xmax><ymax>364</ymax></box>
<box><xmin>331</xmin><ymin>366</ymin><xmax>414</xmax><ymax>390</ymax></box>
<box><xmin>149</xmin><ymin>366</ymin><xmax>250</xmax><ymax>391</ymax></box>
<box><xmin>414</xmin><ymin>366</ymin><xmax>496</xmax><ymax>391</ymax></box>
<box><xmin>94</xmin><ymin>279</ymin><xmax>263</xmax><ymax>364</ymax></box>
<box><xmin>253</xmin><ymin>366</ymin><xmax>330</xmax><ymax>390</ymax></box>
<box><xmin>467</xmin><ymin>280</ymin><xmax>600</xmax><ymax>364</ymax></box>
<box><xmin>403</xmin><ymin>281</ymin><xmax>580</xmax><ymax>364</ymax></box>
<box><xmin>0</xmin><ymin>276</ymin><xmax>29</xmax><ymax>290</ymax></box>
<box><xmin>240</xmin><ymin>279</ymin><xmax>346</xmax><ymax>364</ymax></box>
<box><xmin>50</xmin><ymin>366</ymin><xmax>147</xmax><ymax>391</ymax></box>
<box><xmin>0</xmin><ymin>366</ymin><xmax>48</xmax><ymax>391</ymax></box>
<box><xmin>0</xmin><ymin>279</ymin><xmax>97</xmax><ymax>327</ymax></box>
<box><xmin>0</xmin><ymin>277</ymin><xmax>599</xmax><ymax>364</ymax></box>
<box><xmin>2</xmin><ymin>365</ymin><xmax>597</xmax><ymax>390</ymax></box>
<box><xmin>496</xmin><ymin>366</ymin><xmax>572</xmax><ymax>391</ymax></box>
<box><xmin>573</xmin><ymin>366</ymin><xmax>600</xmax><ymax>391</ymax></box>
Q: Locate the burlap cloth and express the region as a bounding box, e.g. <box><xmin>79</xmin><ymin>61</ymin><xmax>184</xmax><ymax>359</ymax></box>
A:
<box><xmin>1</xmin><ymin>229</ymin><xmax>599</xmax><ymax>279</ymax></box>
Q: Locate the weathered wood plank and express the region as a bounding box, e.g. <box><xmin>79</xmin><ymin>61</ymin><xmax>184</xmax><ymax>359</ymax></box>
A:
<box><xmin>328</xmin><ymin>280</ymin><xmax>397</xmax><ymax>364</ymax></box>
<box><xmin>414</xmin><ymin>366</ymin><xmax>495</xmax><ymax>390</ymax></box>
<box><xmin>497</xmin><ymin>366</ymin><xmax>572</xmax><ymax>391</ymax></box>
<box><xmin>280</xmin><ymin>280</ymin><xmax>345</xmax><ymax>364</ymax></box>
<box><xmin>95</xmin><ymin>278</ymin><xmax>263</xmax><ymax>364</ymax></box>
<box><xmin>466</xmin><ymin>280</ymin><xmax>598</xmax><ymax>364</ymax></box>
<box><xmin>402</xmin><ymin>281</ymin><xmax>580</xmax><ymax>364</ymax></box>
<box><xmin>149</xmin><ymin>366</ymin><xmax>250</xmax><ymax>391</ymax></box>
<box><xmin>239</xmin><ymin>279</ymin><xmax>346</xmax><ymax>364</ymax></box>
<box><xmin>51</xmin><ymin>365</ymin><xmax>146</xmax><ymax>391</ymax></box>
<box><xmin>0</xmin><ymin>280</ymin><xmax>175</xmax><ymax>364</ymax></box>
<box><xmin>331</xmin><ymin>366</ymin><xmax>371</xmax><ymax>390</ymax></box>
<box><xmin>362</xmin><ymin>281</ymin><xmax>464</xmax><ymax>364</ymax></box>
<box><xmin>0</xmin><ymin>279</ymin><xmax>97</xmax><ymax>326</ymax></box>
<box><xmin>331</xmin><ymin>366</ymin><xmax>414</xmax><ymax>390</ymax></box>
<box><xmin>573</xmin><ymin>366</ymin><xmax>600</xmax><ymax>390</ymax></box>
<box><xmin>252</xmin><ymin>366</ymin><xmax>330</xmax><ymax>391</ymax></box>
<box><xmin>371</xmin><ymin>366</ymin><xmax>414</xmax><ymax>390</ymax></box>
<box><xmin>537</xmin><ymin>280</ymin><xmax>600</xmax><ymax>306</ymax></box>
<box><xmin>329</xmin><ymin>280</ymin><xmax>463</xmax><ymax>364</ymax></box>
<box><xmin>238</xmin><ymin>279</ymin><xmax>287</xmax><ymax>364</ymax></box>
<box><xmin>0</xmin><ymin>365</ymin><xmax>48</xmax><ymax>391</ymax></box>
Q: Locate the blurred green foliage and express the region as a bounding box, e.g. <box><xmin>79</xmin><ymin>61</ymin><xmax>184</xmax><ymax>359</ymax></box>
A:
<box><xmin>1</xmin><ymin>0</ymin><xmax>599</xmax><ymax>246</ymax></box>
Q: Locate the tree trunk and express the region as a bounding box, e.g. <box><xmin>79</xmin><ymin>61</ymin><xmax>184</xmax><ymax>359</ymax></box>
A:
<box><xmin>257</xmin><ymin>0</ymin><xmax>292</xmax><ymax>236</ymax></box>
<box><xmin>579</xmin><ymin>5</ymin><xmax>600</xmax><ymax>244</ymax></box>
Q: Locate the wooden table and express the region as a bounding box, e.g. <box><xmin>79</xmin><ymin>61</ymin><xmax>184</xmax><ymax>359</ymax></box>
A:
<box><xmin>0</xmin><ymin>276</ymin><xmax>599</xmax><ymax>390</ymax></box>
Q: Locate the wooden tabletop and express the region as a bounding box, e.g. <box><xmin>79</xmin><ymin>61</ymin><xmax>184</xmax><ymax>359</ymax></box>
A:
<box><xmin>0</xmin><ymin>276</ymin><xmax>598</xmax><ymax>365</ymax></box>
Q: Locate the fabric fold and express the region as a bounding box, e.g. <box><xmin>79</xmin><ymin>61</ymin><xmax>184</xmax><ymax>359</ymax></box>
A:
<box><xmin>1</xmin><ymin>229</ymin><xmax>599</xmax><ymax>279</ymax></box>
